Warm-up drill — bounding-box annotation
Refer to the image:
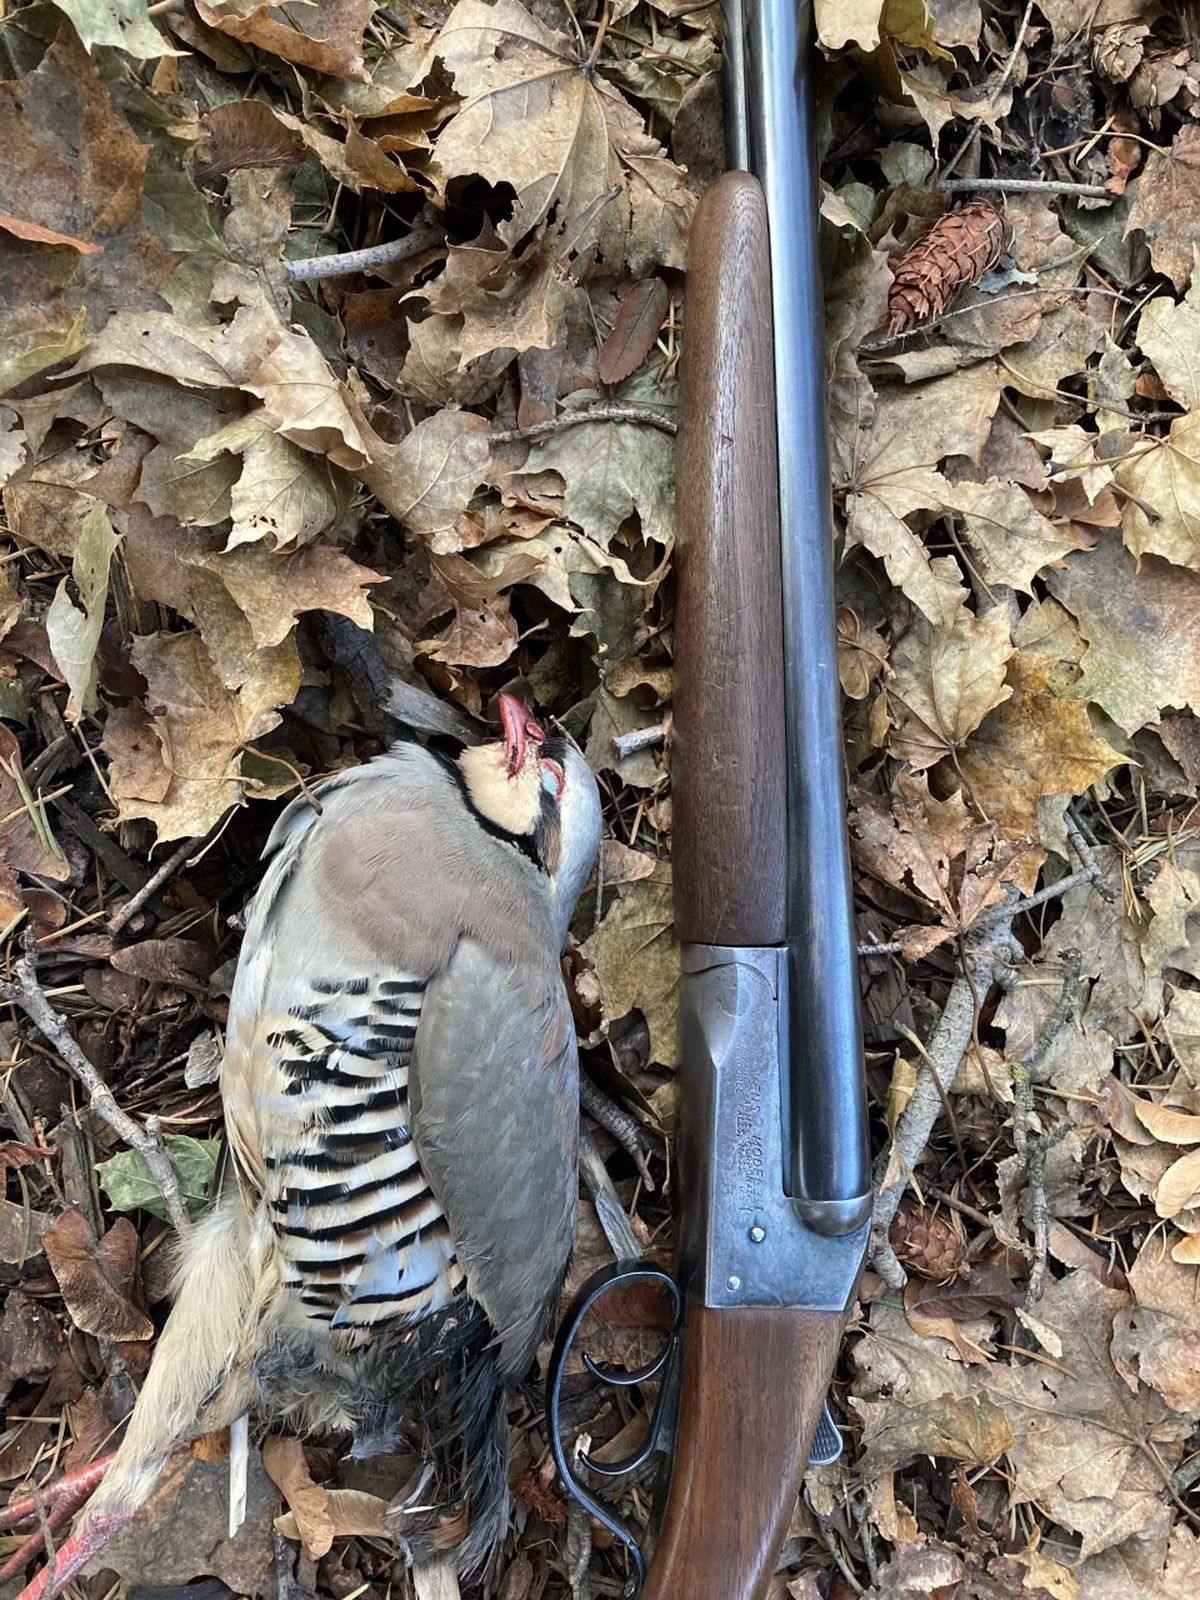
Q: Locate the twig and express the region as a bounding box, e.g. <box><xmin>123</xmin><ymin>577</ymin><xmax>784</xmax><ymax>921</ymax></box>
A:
<box><xmin>1012</xmin><ymin>950</ymin><xmax>1083</xmax><ymax>1307</ymax></box>
<box><xmin>490</xmin><ymin>406</ymin><xmax>677</xmax><ymax>444</ymax></box>
<box><xmin>938</xmin><ymin>0</ymin><xmax>1034</xmax><ymax>181</ymax></box>
<box><xmin>811</xmin><ymin>1516</ymin><xmax>864</xmax><ymax>1596</ymax></box>
<box><xmin>108</xmin><ymin>833</ymin><xmax>197</xmax><ymax>936</ymax></box>
<box><xmin>1065</xmin><ymin>807</ymin><xmax>1117</xmax><ymax>902</ymax></box>
<box><xmin>857</xmin><ymin>938</ymin><xmax>903</xmax><ymax>958</ymax></box>
<box><xmin>0</xmin><ymin>949</ymin><xmax>190</xmax><ymax>1234</ymax></box>
<box><xmin>869</xmin><ymin>915</ymin><xmax>1017</xmax><ymax>1286</ymax></box>
<box><xmin>580</xmin><ymin>1075</ymin><xmax>657</xmax><ymax>1191</ymax></box>
<box><xmin>577</xmin><ymin>1122</ymin><xmax>644</xmax><ymax>1262</ymax></box>
<box><xmin>939</xmin><ymin>176</ymin><xmax>1113</xmax><ymax>197</ymax></box>
<box><xmin>286</xmin><ymin>227</ymin><xmax>442</xmax><ymax>283</ymax></box>
<box><xmin>981</xmin><ymin>864</ymin><xmax>1100</xmax><ymax>923</ymax></box>
<box><xmin>612</xmin><ymin>724</ymin><xmax>665</xmax><ymax>760</ymax></box>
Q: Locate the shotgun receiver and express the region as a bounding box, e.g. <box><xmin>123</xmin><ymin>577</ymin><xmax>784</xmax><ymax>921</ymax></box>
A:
<box><xmin>547</xmin><ymin>3</ymin><xmax>871</xmax><ymax>1594</ymax></box>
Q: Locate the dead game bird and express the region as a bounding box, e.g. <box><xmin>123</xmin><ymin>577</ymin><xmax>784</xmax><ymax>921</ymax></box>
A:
<box><xmin>8</xmin><ymin>695</ymin><xmax>601</xmax><ymax>1596</ymax></box>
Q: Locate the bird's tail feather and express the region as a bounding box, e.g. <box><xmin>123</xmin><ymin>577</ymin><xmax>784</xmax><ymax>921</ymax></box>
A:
<box><xmin>85</xmin><ymin>1176</ymin><xmax>265</xmax><ymax>1523</ymax></box>
<box><xmin>389</xmin><ymin>1334</ymin><xmax>510</xmax><ymax>1578</ymax></box>
<box><xmin>449</xmin><ymin>1344</ymin><xmax>508</xmax><ymax>1576</ymax></box>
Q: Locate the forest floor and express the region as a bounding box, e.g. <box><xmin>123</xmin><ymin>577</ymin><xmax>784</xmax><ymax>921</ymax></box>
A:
<box><xmin>3</xmin><ymin>2</ymin><xmax>1200</xmax><ymax>1598</ymax></box>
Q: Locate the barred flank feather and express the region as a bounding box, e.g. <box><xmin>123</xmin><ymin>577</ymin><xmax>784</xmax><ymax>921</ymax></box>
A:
<box><xmin>61</xmin><ymin>737</ymin><xmax>600</xmax><ymax>1584</ymax></box>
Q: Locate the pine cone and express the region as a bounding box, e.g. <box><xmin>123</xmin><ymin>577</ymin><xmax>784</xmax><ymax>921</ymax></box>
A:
<box><xmin>885</xmin><ymin>202</ymin><xmax>1008</xmax><ymax>337</ymax></box>
<box><xmin>889</xmin><ymin>1203</ymin><xmax>969</xmax><ymax>1283</ymax></box>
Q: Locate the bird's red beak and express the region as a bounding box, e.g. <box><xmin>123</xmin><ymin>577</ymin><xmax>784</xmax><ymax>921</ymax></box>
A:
<box><xmin>499</xmin><ymin>692</ymin><xmax>546</xmax><ymax>777</ymax></box>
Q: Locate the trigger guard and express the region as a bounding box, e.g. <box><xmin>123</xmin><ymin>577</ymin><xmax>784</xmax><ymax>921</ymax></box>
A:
<box><xmin>545</xmin><ymin>1260</ymin><xmax>683</xmax><ymax>1596</ymax></box>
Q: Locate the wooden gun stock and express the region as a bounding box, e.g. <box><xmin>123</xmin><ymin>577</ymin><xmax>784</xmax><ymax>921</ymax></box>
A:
<box><xmin>641</xmin><ymin>1305</ymin><xmax>842</xmax><ymax>1600</ymax></box>
<box><xmin>652</xmin><ymin>168</ymin><xmax>847</xmax><ymax>1600</ymax></box>
<box><xmin>672</xmin><ymin>171</ymin><xmax>786</xmax><ymax>949</ymax></box>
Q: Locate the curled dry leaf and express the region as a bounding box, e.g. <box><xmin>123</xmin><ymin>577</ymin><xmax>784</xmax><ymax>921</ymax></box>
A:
<box><xmin>263</xmin><ymin>1434</ymin><xmax>335</xmax><ymax>1560</ymax></box>
<box><xmin>195</xmin><ymin>0</ymin><xmax>371</xmax><ymax>80</ymax></box>
<box><xmin>1155</xmin><ymin>1147</ymin><xmax>1200</xmax><ymax>1219</ymax></box>
<box><xmin>42</xmin><ymin>1210</ymin><xmax>153</xmax><ymax>1342</ymax></box>
<box><xmin>45</xmin><ymin>501</ymin><xmax>120</xmax><ymax>723</ymax></box>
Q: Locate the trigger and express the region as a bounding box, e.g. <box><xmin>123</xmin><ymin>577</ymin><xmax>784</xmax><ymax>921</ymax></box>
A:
<box><xmin>807</xmin><ymin>1399</ymin><xmax>843</xmax><ymax>1467</ymax></box>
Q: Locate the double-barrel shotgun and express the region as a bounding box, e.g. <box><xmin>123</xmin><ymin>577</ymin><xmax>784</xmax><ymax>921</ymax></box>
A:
<box><xmin>548</xmin><ymin>2</ymin><xmax>872</xmax><ymax>1595</ymax></box>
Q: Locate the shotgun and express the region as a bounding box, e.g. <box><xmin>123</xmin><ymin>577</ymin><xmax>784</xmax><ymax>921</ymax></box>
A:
<box><xmin>547</xmin><ymin>2</ymin><xmax>871</xmax><ymax>1594</ymax></box>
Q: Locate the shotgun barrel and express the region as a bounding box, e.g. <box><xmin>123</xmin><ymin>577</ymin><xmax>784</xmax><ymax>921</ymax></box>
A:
<box><xmin>547</xmin><ymin>6</ymin><xmax>871</xmax><ymax>1595</ymax></box>
<box><xmin>644</xmin><ymin>2</ymin><xmax>872</xmax><ymax>1594</ymax></box>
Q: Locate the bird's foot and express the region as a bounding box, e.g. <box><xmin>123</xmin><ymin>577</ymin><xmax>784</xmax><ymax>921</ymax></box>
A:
<box><xmin>11</xmin><ymin>1509</ymin><xmax>136</xmax><ymax>1600</ymax></box>
<box><xmin>0</xmin><ymin>1455</ymin><xmax>120</xmax><ymax>1593</ymax></box>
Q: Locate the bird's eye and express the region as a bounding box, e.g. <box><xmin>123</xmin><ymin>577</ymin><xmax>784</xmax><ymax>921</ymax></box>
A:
<box><xmin>541</xmin><ymin>759</ymin><xmax>565</xmax><ymax>798</ymax></box>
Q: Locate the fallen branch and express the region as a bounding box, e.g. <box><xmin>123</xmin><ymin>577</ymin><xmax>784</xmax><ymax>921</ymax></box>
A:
<box><xmin>1065</xmin><ymin>806</ymin><xmax>1117</xmax><ymax>903</ymax></box>
<box><xmin>0</xmin><ymin>949</ymin><xmax>191</xmax><ymax>1233</ymax></box>
<box><xmin>578</xmin><ymin>1122</ymin><xmax>645</xmax><ymax>1262</ymax></box>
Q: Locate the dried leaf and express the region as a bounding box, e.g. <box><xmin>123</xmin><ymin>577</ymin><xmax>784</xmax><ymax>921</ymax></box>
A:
<box><xmin>0</xmin><ymin>725</ymin><xmax>70</xmax><ymax>882</ymax></box>
<box><xmin>888</xmin><ymin>603</ymin><xmax>1014</xmax><ymax>769</ymax></box>
<box><xmin>245</xmin><ymin>327</ymin><xmax>371</xmax><ymax>471</ymax></box>
<box><xmin>597</xmin><ymin>278</ymin><xmax>670</xmax><ymax>386</ymax></box>
<box><xmin>195</xmin><ymin>543</ymin><xmax>383</xmax><ymax>648</ymax></box>
<box><xmin>1113</xmin><ymin>412</ymin><xmax>1200</xmax><ymax>570</ymax></box>
<box><xmin>87</xmin><ymin>1446</ymin><xmax>276</xmax><ymax>1591</ymax></box>
<box><xmin>1137</xmin><ymin>280</ymin><xmax>1200</xmax><ymax>412</ymax></box>
<box><xmin>957</xmin><ymin>650</ymin><xmax>1123</xmax><ymax>846</ymax></box>
<box><xmin>515</xmin><ymin>392</ymin><xmax>675</xmax><ymax>552</ymax></box>
<box><xmin>1048</xmin><ymin>534</ymin><xmax>1200</xmax><ymax>732</ymax></box>
<box><xmin>910</xmin><ymin>1263</ymin><xmax>1025</xmax><ymax>1322</ymax></box>
<box><xmin>1131</xmin><ymin>1098</ymin><xmax>1200</xmax><ymax>1145</ymax></box>
<box><xmin>50</xmin><ymin>2</ymin><xmax>174</xmax><ymax>58</ymax></box>
<box><xmin>1111</xmin><ymin>1242</ymin><xmax>1200</xmax><ymax>1412</ymax></box>
<box><xmin>276</xmin><ymin>1488</ymin><xmax>390</xmax><ymax>1544</ymax></box>
<box><xmin>105</xmin><ymin>629</ymin><xmax>299</xmax><ymax>841</ymax></box>
<box><xmin>815</xmin><ymin>1</ymin><xmax>884</xmax><ymax>52</ymax></box>
<box><xmin>1127</xmin><ymin>123</ymin><xmax>1200</xmax><ymax>291</ymax></box>
<box><xmin>194</xmin><ymin>0</ymin><xmax>370</xmax><ymax>80</ymax></box>
<box><xmin>377</xmin><ymin>412</ymin><xmax>491</xmax><ymax>549</ymax></box>
<box><xmin>0</xmin><ymin>212</ymin><xmax>102</xmax><ymax>253</ymax></box>
<box><xmin>185</xmin><ymin>414</ymin><xmax>351</xmax><ymax>550</ymax></box>
<box><xmin>42</xmin><ymin>1211</ymin><xmax>153</xmax><ymax>1342</ymax></box>
<box><xmin>263</xmin><ymin>1435</ymin><xmax>334</xmax><ymax>1560</ymax></box>
<box><xmin>424</xmin><ymin>0</ymin><xmax>691</xmax><ymax>273</ymax></box>
<box><xmin>45</xmin><ymin>501</ymin><xmax>120</xmax><ymax>722</ymax></box>
<box><xmin>1156</xmin><ymin>1147</ymin><xmax>1200</xmax><ymax>1219</ymax></box>
<box><xmin>581</xmin><ymin>860</ymin><xmax>678</xmax><ymax>1067</ymax></box>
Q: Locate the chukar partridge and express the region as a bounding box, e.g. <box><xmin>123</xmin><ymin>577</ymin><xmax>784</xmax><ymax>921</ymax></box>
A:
<box><xmin>15</xmin><ymin>694</ymin><xmax>601</xmax><ymax>1596</ymax></box>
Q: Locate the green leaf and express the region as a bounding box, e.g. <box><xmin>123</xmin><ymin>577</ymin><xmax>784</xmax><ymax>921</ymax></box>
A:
<box><xmin>97</xmin><ymin>1134</ymin><xmax>222</xmax><ymax>1223</ymax></box>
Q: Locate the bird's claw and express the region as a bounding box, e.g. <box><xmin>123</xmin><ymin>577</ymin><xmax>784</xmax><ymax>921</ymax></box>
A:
<box><xmin>0</xmin><ymin>1455</ymin><xmax>121</xmax><ymax>1595</ymax></box>
<box><xmin>12</xmin><ymin>1509</ymin><xmax>137</xmax><ymax>1600</ymax></box>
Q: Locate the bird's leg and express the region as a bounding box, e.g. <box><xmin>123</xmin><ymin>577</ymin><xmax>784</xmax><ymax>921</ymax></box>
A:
<box><xmin>0</xmin><ymin>1455</ymin><xmax>121</xmax><ymax>1592</ymax></box>
<box><xmin>12</xmin><ymin>1508</ymin><xmax>137</xmax><ymax>1600</ymax></box>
